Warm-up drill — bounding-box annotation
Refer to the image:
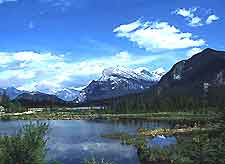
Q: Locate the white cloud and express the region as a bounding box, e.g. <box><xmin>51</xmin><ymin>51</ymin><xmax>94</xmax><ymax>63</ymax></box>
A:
<box><xmin>40</xmin><ymin>0</ymin><xmax>72</xmax><ymax>12</ymax></box>
<box><xmin>0</xmin><ymin>50</ymin><xmax>161</xmax><ymax>93</ymax></box>
<box><xmin>174</xmin><ymin>8</ymin><xmax>196</xmax><ymax>17</ymax></box>
<box><xmin>114</xmin><ymin>20</ymin><xmax>205</xmax><ymax>51</ymax></box>
<box><xmin>14</xmin><ymin>51</ymin><xmax>62</xmax><ymax>62</ymax></box>
<box><xmin>113</xmin><ymin>20</ymin><xmax>142</xmax><ymax>33</ymax></box>
<box><xmin>17</xmin><ymin>82</ymin><xmax>38</xmax><ymax>92</ymax></box>
<box><xmin>173</xmin><ymin>8</ymin><xmax>219</xmax><ymax>27</ymax></box>
<box><xmin>173</xmin><ymin>8</ymin><xmax>203</xmax><ymax>27</ymax></box>
<box><xmin>188</xmin><ymin>16</ymin><xmax>203</xmax><ymax>27</ymax></box>
<box><xmin>115</xmin><ymin>51</ymin><xmax>131</xmax><ymax>61</ymax></box>
<box><xmin>186</xmin><ymin>47</ymin><xmax>202</xmax><ymax>57</ymax></box>
<box><xmin>206</xmin><ymin>14</ymin><xmax>219</xmax><ymax>24</ymax></box>
<box><xmin>18</xmin><ymin>71</ymin><xmax>36</xmax><ymax>79</ymax></box>
<box><xmin>0</xmin><ymin>53</ymin><xmax>12</xmax><ymax>64</ymax></box>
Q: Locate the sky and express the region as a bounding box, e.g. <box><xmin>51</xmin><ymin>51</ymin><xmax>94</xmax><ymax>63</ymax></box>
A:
<box><xmin>0</xmin><ymin>0</ymin><xmax>224</xmax><ymax>93</ymax></box>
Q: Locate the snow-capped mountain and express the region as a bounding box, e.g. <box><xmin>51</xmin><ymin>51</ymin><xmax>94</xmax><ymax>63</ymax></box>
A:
<box><xmin>150</xmin><ymin>67</ymin><xmax>167</xmax><ymax>81</ymax></box>
<box><xmin>100</xmin><ymin>66</ymin><xmax>165</xmax><ymax>82</ymax></box>
<box><xmin>55</xmin><ymin>88</ymin><xmax>80</xmax><ymax>101</ymax></box>
<box><xmin>0</xmin><ymin>67</ymin><xmax>166</xmax><ymax>103</ymax></box>
<box><xmin>81</xmin><ymin>66</ymin><xmax>166</xmax><ymax>101</ymax></box>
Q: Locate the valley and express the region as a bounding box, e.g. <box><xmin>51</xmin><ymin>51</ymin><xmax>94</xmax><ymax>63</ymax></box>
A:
<box><xmin>0</xmin><ymin>48</ymin><xmax>225</xmax><ymax>164</ymax></box>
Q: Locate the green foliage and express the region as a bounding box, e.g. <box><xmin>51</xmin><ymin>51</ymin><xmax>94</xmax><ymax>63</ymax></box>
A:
<box><xmin>173</xmin><ymin>132</ymin><xmax>225</xmax><ymax>164</ymax></box>
<box><xmin>0</xmin><ymin>114</ymin><xmax>12</xmax><ymax>120</ymax></box>
<box><xmin>4</xmin><ymin>100</ymin><xmax>26</xmax><ymax>113</ymax></box>
<box><xmin>138</xmin><ymin>145</ymin><xmax>175</xmax><ymax>164</ymax></box>
<box><xmin>0</xmin><ymin>122</ymin><xmax>48</xmax><ymax>164</ymax></box>
<box><xmin>0</xmin><ymin>91</ymin><xmax>26</xmax><ymax>113</ymax></box>
<box><xmin>107</xmin><ymin>86</ymin><xmax>225</xmax><ymax>114</ymax></box>
<box><xmin>137</xmin><ymin>111</ymin><xmax>225</xmax><ymax>164</ymax></box>
<box><xmin>0</xmin><ymin>91</ymin><xmax>9</xmax><ymax>106</ymax></box>
<box><xmin>50</xmin><ymin>160</ymin><xmax>61</xmax><ymax>164</ymax></box>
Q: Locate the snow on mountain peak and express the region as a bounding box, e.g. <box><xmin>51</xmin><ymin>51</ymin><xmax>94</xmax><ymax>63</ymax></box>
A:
<box><xmin>133</xmin><ymin>67</ymin><xmax>149</xmax><ymax>74</ymax></box>
<box><xmin>55</xmin><ymin>88</ymin><xmax>80</xmax><ymax>101</ymax></box>
<box><xmin>101</xmin><ymin>66</ymin><xmax>165</xmax><ymax>82</ymax></box>
<box><xmin>153</xmin><ymin>67</ymin><xmax>166</xmax><ymax>75</ymax></box>
<box><xmin>102</xmin><ymin>66</ymin><xmax>133</xmax><ymax>78</ymax></box>
<box><xmin>151</xmin><ymin>67</ymin><xmax>166</xmax><ymax>81</ymax></box>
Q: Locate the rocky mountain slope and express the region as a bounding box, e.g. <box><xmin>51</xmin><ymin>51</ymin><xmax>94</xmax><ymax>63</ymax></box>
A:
<box><xmin>55</xmin><ymin>88</ymin><xmax>80</xmax><ymax>102</ymax></box>
<box><xmin>159</xmin><ymin>48</ymin><xmax>225</xmax><ymax>89</ymax></box>
<box><xmin>80</xmin><ymin>66</ymin><xmax>166</xmax><ymax>101</ymax></box>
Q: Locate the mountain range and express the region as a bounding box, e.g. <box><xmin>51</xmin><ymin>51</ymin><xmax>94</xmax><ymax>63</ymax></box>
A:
<box><xmin>1</xmin><ymin>48</ymin><xmax>225</xmax><ymax>106</ymax></box>
<box><xmin>0</xmin><ymin>66</ymin><xmax>166</xmax><ymax>103</ymax></box>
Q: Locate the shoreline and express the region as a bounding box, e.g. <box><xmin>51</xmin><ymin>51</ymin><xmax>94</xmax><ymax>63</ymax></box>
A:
<box><xmin>0</xmin><ymin>111</ymin><xmax>215</xmax><ymax>122</ymax></box>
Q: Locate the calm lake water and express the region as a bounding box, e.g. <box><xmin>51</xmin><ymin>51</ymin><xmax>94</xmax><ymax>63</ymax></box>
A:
<box><xmin>0</xmin><ymin>120</ymin><xmax>173</xmax><ymax>164</ymax></box>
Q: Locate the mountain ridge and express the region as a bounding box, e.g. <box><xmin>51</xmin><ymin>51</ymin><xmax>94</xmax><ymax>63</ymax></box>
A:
<box><xmin>159</xmin><ymin>48</ymin><xmax>225</xmax><ymax>88</ymax></box>
<box><xmin>2</xmin><ymin>48</ymin><xmax>225</xmax><ymax>106</ymax></box>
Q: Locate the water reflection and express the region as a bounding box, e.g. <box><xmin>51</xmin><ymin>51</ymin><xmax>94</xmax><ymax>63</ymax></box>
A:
<box><xmin>149</xmin><ymin>136</ymin><xmax>177</xmax><ymax>147</ymax></box>
<box><xmin>0</xmin><ymin>120</ymin><xmax>172</xmax><ymax>164</ymax></box>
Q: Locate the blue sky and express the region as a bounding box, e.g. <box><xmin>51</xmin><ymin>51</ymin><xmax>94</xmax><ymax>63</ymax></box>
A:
<box><xmin>0</xmin><ymin>0</ymin><xmax>224</xmax><ymax>93</ymax></box>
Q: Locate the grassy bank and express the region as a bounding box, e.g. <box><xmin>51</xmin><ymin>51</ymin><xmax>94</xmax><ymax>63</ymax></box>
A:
<box><xmin>0</xmin><ymin>110</ymin><xmax>216</xmax><ymax>122</ymax></box>
<box><xmin>101</xmin><ymin>111</ymin><xmax>225</xmax><ymax>164</ymax></box>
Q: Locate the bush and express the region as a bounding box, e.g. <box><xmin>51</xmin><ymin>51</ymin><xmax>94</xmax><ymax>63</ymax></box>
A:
<box><xmin>0</xmin><ymin>122</ymin><xmax>48</xmax><ymax>164</ymax></box>
<box><xmin>4</xmin><ymin>101</ymin><xmax>26</xmax><ymax>113</ymax></box>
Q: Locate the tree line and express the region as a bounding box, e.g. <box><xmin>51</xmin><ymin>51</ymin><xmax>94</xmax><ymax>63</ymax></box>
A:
<box><xmin>106</xmin><ymin>85</ymin><xmax>225</xmax><ymax>113</ymax></box>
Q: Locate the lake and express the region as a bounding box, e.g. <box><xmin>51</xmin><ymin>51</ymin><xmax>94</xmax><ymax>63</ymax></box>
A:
<box><xmin>0</xmin><ymin>119</ymin><xmax>173</xmax><ymax>164</ymax></box>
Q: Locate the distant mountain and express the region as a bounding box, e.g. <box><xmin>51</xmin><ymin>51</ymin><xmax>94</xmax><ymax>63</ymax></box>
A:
<box><xmin>0</xmin><ymin>88</ymin><xmax>4</xmax><ymax>95</ymax></box>
<box><xmin>6</xmin><ymin>87</ymin><xmax>29</xmax><ymax>100</ymax></box>
<box><xmin>15</xmin><ymin>92</ymin><xmax>66</xmax><ymax>107</ymax></box>
<box><xmin>0</xmin><ymin>66</ymin><xmax>166</xmax><ymax>103</ymax></box>
<box><xmin>159</xmin><ymin>48</ymin><xmax>225</xmax><ymax>89</ymax></box>
<box><xmin>0</xmin><ymin>87</ymin><xmax>28</xmax><ymax>100</ymax></box>
<box><xmin>55</xmin><ymin>88</ymin><xmax>80</xmax><ymax>101</ymax></box>
<box><xmin>80</xmin><ymin>66</ymin><xmax>166</xmax><ymax>101</ymax></box>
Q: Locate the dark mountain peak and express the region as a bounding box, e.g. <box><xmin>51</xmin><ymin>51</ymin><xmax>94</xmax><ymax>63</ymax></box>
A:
<box><xmin>191</xmin><ymin>48</ymin><xmax>225</xmax><ymax>59</ymax></box>
<box><xmin>202</xmin><ymin>48</ymin><xmax>217</xmax><ymax>53</ymax></box>
<box><xmin>160</xmin><ymin>48</ymin><xmax>225</xmax><ymax>88</ymax></box>
<box><xmin>189</xmin><ymin>48</ymin><xmax>225</xmax><ymax>65</ymax></box>
<box><xmin>15</xmin><ymin>92</ymin><xmax>65</xmax><ymax>107</ymax></box>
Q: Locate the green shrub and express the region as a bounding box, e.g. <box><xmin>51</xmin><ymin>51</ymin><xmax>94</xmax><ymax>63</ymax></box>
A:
<box><xmin>0</xmin><ymin>122</ymin><xmax>48</xmax><ymax>164</ymax></box>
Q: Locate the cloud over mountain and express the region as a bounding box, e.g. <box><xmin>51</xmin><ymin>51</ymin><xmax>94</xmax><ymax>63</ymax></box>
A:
<box><xmin>0</xmin><ymin>51</ymin><xmax>162</xmax><ymax>93</ymax></box>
